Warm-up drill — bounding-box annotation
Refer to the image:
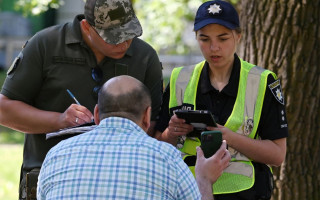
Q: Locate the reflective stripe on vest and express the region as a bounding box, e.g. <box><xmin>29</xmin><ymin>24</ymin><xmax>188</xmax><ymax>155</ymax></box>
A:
<box><xmin>169</xmin><ymin>61</ymin><xmax>205</xmax><ymax>109</ymax></box>
<box><xmin>169</xmin><ymin>59</ymin><xmax>276</xmax><ymax>194</ymax></box>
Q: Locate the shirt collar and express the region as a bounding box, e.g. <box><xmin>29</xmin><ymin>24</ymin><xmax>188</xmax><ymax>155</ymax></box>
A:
<box><xmin>97</xmin><ymin>116</ymin><xmax>146</xmax><ymax>135</ymax></box>
<box><xmin>65</xmin><ymin>15</ymin><xmax>84</xmax><ymax>45</ymax></box>
<box><xmin>200</xmin><ymin>54</ymin><xmax>240</xmax><ymax>97</ymax></box>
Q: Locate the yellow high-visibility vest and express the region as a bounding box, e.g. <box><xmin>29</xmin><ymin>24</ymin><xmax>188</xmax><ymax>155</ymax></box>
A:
<box><xmin>169</xmin><ymin>59</ymin><xmax>277</xmax><ymax>194</ymax></box>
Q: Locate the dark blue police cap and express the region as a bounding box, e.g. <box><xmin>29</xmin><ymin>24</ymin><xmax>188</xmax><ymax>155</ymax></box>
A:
<box><xmin>194</xmin><ymin>0</ymin><xmax>240</xmax><ymax>31</ymax></box>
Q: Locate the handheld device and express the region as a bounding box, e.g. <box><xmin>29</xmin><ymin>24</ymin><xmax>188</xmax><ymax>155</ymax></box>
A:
<box><xmin>200</xmin><ymin>130</ymin><xmax>222</xmax><ymax>158</ymax></box>
<box><xmin>174</xmin><ymin>110</ymin><xmax>217</xmax><ymax>129</ymax></box>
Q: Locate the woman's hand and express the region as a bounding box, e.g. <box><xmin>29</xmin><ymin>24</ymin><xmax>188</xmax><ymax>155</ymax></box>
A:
<box><xmin>206</xmin><ymin>124</ymin><xmax>286</xmax><ymax>166</ymax></box>
<box><xmin>167</xmin><ymin>114</ymin><xmax>194</xmax><ymax>138</ymax></box>
<box><xmin>159</xmin><ymin>114</ymin><xmax>194</xmax><ymax>145</ymax></box>
<box><xmin>206</xmin><ymin>124</ymin><xmax>232</xmax><ymax>141</ymax></box>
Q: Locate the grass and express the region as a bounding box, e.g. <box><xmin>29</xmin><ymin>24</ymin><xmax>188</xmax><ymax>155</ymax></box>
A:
<box><xmin>0</xmin><ymin>116</ymin><xmax>24</xmax><ymax>200</ymax></box>
<box><xmin>0</xmin><ymin>70</ymin><xmax>24</xmax><ymax>199</ymax></box>
<box><xmin>0</xmin><ymin>144</ymin><xmax>23</xmax><ymax>200</ymax></box>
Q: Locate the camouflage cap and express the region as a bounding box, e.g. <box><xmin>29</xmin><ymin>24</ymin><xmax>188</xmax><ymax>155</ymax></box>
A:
<box><xmin>84</xmin><ymin>0</ymin><xmax>142</xmax><ymax>45</ymax></box>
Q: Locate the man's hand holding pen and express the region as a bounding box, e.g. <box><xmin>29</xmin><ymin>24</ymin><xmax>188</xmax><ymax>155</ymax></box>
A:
<box><xmin>59</xmin><ymin>104</ymin><xmax>94</xmax><ymax>127</ymax></box>
<box><xmin>64</xmin><ymin>89</ymin><xmax>94</xmax><ymax>127</ymax></box>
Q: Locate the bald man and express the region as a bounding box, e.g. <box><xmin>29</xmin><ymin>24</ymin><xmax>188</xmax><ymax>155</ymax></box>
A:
<box><xmin>37</xmin><ymin>75</ymin><xmax>230</xmax><ymax>200</ymax></box>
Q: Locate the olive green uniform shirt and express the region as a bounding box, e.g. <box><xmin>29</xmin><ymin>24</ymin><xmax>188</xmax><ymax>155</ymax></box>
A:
<box><xmin>1</xmin><ymin>15</ymin><xmax>163</xmax><ymax>177</ymax></box>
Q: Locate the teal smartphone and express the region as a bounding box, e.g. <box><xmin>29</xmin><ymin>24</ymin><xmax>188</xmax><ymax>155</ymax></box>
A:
<box><xmin>200</xmin><ymin>130</ymin><xmax>222</xmax><ymax>158</ymax></box>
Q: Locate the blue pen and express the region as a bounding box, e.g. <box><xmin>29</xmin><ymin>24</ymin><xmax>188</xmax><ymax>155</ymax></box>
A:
<box><xmin>66</xmin><ymin>89</ymin><xmax>81</xmax><ymax>105</ymax></box>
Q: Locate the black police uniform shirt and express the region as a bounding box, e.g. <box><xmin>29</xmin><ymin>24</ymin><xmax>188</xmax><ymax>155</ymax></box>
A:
<box><xmin>155</xmin><ymin>54</ymin><xmax>289</xmax><ymax>140</ymax></box>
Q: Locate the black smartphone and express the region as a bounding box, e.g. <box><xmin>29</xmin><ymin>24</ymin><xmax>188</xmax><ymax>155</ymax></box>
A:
<box><xmin>200</xmin><ymin>130</ymin><xmax>222</xmax><ymax>158</ymax></box>
<box><xmin>174</xmin><ymin>110</ymin><xmax>217</xmax><ymax>129</ymax></box>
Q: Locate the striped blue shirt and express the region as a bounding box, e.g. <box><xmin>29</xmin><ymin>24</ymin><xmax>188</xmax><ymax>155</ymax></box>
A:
<box><xmin>37</xmin><ymin>117</ymin><xmax>201</xmax><ymax>200</ymax></box>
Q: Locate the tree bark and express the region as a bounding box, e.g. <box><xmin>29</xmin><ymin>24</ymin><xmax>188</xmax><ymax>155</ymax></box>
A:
<box><xmin>238</xmin><ymin>0</ymin><xmax>320</xmax><ymax>199</ymax></box>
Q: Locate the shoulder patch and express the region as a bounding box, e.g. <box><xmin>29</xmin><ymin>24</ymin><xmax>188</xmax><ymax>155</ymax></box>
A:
<box><xmin>268</xmin><ymin>79</ymin><xmax>284</xmax><ymax>105</ymax></box>
<box><xmin>7</xmin><ymin>52</ymin><xmax>23</xmax><ymax>77</ymax></box>
<box><xmin>22</xmin><ymin>40</ymin><xmax>28</xmax><ymax>49</ymax></box>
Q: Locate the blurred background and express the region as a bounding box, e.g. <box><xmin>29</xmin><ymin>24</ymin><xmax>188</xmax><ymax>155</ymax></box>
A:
<box><xmin>0</xmin><ymin>0</ymin><xmax>227</xmax><ymax>78</ymax></box>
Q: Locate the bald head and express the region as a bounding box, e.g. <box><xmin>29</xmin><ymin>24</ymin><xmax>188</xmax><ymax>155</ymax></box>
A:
<box><xmin>102</xmin><ymin>75</ymin><xmax>144</xmax><ymax>97</ymax></box>
<box><xmin>97</xmin><ymin>75</ymin><xmax>152</xmax><ymax>123</ymax></box>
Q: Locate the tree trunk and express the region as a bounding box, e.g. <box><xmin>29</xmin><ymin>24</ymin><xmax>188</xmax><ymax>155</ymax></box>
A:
<box><xmin>238</xmin><ymin>0</ymin><xmax>320</xmax><ymax>199</ymax></box>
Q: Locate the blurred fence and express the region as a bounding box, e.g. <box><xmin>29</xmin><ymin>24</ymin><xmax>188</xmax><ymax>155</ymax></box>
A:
<box><xmin>159</xmin><ymin>54</ymin><xmax>203</xmax><ymax>77</ymax></box>
<box><xmin>0</xmin><ymin>11</ymin><xmax>31</xmax><ymax>70</ymax></box>
<box><xmin>0</xmin><ymin>37</ymin><xmax>28</xmax><ymax>70</ymax></box>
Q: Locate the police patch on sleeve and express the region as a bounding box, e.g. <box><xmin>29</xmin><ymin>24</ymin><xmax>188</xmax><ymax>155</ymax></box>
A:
<box><xmin>7</xmin><ymin>52</ymin><xmax>23</xmax><ymax>77</ymax></box>
<box><xmin>268</xmin><ymin>79</ymin><xmax>285</xmax><ymax>105</ymax></box>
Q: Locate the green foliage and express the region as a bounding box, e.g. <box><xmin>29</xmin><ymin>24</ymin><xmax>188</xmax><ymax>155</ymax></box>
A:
<box><xmin>135</xmin><ymin>0</ymin><xmax>205</xmax><ymax>54</ymax></box>
<box><xmin>14</xmin><ymin>0</ymin><xmax>64</xmax><ymax>16</ymax></box>
<box><xmin>11</xmin><ymin>0</ymin><xmax>238</xmax><ymax>53</ymax></box>
<box><xmin>12</xmin><ymin>0</ymin><xmax>205</xmax><ymax>54</ymax></box>
<box><xmin>0</xmin><ymin>131</ymin><xmax>24</xmax><ymax>144</ymax></box>
<box><xmin>0</xmin><ymin>70</ymin><xmax>7</xmax><ymax>87</ymax></box>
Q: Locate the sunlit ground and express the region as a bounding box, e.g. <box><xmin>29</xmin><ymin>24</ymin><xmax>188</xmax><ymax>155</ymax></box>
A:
<box><xmin>0</xmin><ymin>143</ymin><xmax>23</xmax><ymax>200</ymax></box>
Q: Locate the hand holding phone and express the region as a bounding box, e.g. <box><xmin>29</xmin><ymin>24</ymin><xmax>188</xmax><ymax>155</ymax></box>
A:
<box><xmin>196</xmin><ymin>140</ymin><xmax>230</xmax><ymax>185</ymax></box>
<box><xmin>200</xmin><ymin>130</ymin><xmax>222</xmax><ymax>158</ymax></box>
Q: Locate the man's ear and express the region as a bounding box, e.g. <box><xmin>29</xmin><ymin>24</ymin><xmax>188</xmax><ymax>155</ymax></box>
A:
<box><xmin>94</xmin><ymin>104</ymin><xmax>100</xmax><ymax>125</ymax></box>
<box><xmin>142</xmin><ymin>106</ymin><xmax>151</xmax><ymax>132</ymax></box>
<box><xmin>80</xmin><ymin>19</ymin><xmax>91</xmax><ymax>35</ymax></box>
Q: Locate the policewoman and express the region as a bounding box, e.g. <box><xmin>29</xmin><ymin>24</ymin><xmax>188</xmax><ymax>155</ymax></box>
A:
<box><xmin>154</xmin><ymin>0</ymin><xmax>288</xmax><ymax>199</ymax></box>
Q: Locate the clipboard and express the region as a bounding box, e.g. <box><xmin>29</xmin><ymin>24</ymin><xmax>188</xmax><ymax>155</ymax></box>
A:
<box><xmin>46</xmin><ymin>121</ymin><xmax>97</xmax><ymax>140</ymax></box>
<box><xmin>174</xmin><ymin>110</ymin><xmax>217</xmax><ymax>129</ymax></box>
